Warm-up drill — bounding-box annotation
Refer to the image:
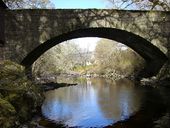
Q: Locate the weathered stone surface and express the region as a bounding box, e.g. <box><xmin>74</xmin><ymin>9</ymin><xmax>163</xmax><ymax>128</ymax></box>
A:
<box><xmin>0</xmin><ymin>98</ymin><xmax>17</xmax><ymax>128</ymax></box>
<box><xmin>0</xmin><ymin>8</ymin><xmax>5</xmax><ymax>49</ymax></box>
<box><xmin>0</xmin><ymin>60</ymin><xmax>43</xmax><ymax>128</ymax></box>
<box><xmin>0</xmin><ymin>9</ymin><xmax>170</xmax><ymax>78</ymax></box>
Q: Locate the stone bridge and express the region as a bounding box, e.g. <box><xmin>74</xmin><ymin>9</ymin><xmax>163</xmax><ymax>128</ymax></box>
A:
<box><xmin>0</xmin><ymin>8</ymin><xmax>170</xmax><ymax>78</ymax></box>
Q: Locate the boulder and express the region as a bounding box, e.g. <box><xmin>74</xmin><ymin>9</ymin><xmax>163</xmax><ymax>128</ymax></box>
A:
<box><xmin>0</xmin><ymin>60</ymin><xmax>44</xmax><ymax>127</ymax></box>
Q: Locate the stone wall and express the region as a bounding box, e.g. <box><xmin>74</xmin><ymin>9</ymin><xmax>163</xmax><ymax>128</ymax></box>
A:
<box><xmin>2</xmin><ymin>9</ymin><xmax>170</xmax><ymax>78</ymax></box>
<box><xmin>0</xmin><ymin>8</ymin><xmax>6</xmax><ymax>61</ymax></box>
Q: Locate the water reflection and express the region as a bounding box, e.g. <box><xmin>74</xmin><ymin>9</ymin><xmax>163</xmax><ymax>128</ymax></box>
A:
<box><xmin>42</xmin><ymin>78</ymin><xmax>143</xmax><ymax>127</ymax></box>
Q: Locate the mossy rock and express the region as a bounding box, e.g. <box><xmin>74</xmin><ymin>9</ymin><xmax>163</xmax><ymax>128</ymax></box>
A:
<box><xmin>0</xmin><ymin>98</ymin><xmax>17</xmax><ymax>128</ymax></box>
<box><xmin>0</xmin><ymin>60</ymin><xmax>25</xmax><ymax>81</ymax></box>
<box><xmin>0</xmin><ymin>60</ymin><xmax>44</xmax><ymax>127</ymax></box>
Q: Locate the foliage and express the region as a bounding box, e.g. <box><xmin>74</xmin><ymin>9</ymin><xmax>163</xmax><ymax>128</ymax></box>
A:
<box><xmin>2</xmin><ymin>0</ymin><xmax>55</xmax><ymax>9</ymax></box>
<box><xmin>0</xmin><ymin>98</ymin><xmax>16</xmax><ymax>128</ymax></box>
<box><xmin>33</xmin><ymin>39</ymin><xmax>145</xmax><ymax>78</ymax></box>
<box><xmin>105</xmin><ymin>0</ymin><xmax>170</xmax><ymax>11</ymax></box>
<box><xmin>73</xmin><ymin>65</ymin><xmax>95</xmax><ymax>74</ymax></box>
<box><xmin>94</xmin><ymin>39</ymin><xmax>144</xmax><ymax>77</ymax></box>
<box><xmin>32</xmin><ymin>41</ymin><xmax>92</xmax><ymax>77</ymax></box>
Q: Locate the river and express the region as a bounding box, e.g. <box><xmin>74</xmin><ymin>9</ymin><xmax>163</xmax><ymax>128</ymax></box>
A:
<box><xmin>41</xmin><ymin>77</ymin><xmax>166</xmax><ymax>128</ymax></box>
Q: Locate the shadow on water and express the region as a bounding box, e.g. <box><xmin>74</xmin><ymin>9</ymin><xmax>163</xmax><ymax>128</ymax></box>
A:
<box><xmin>39</xmin><ymin>78</ymin><xmax>167</xmax><ymax>128</ymax></box>
<box><xmin>109</xmin><ymin>86</ymin><xmax>166</xmax><ymax>128</ymax></box>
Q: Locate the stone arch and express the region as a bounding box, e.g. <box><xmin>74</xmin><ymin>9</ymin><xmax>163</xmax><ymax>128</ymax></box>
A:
<box><xmin>21</xmin><ymin>27</ymin><xmax>167</xmax><ymax>78</ymax></box>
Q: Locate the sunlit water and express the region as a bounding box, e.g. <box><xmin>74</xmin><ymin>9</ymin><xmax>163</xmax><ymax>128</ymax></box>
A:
<box><xmin>42</xmin><ymin>78</ymin><xmax>145</xmax><ymax>127</ymax></box>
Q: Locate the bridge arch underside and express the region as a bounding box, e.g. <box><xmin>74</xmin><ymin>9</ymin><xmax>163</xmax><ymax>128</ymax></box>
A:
<box><xmin>21</xmin><ymin>28</ymin><xmax>167</xmax><ymax>78</ymax></box>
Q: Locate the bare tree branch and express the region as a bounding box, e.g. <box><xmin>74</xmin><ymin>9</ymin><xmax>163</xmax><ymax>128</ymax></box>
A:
<box><xmin>105</xmin><ymin>0</ymin><xmax>170</xmax><ymax>10</ymax></box>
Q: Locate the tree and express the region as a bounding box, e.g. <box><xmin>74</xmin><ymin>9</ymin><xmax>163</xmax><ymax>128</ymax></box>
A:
<box><xmin>105</xmin><ymin>0</ymin><xmax>170</xmax><ymax>11</ymax></box>
<box><xmin>2</xmin><ymin>0</ymin><xmax>55</xmax><ymax>9</ymax></box>
<box><xmin>73</xmin><ymin>45</ymin><xmax>93</xmax><ymax>74</ymax></box>
<box><xmin>95</xmin><ymin>39</ymin><xmax>117</xmax><ymax>71</ymax></box>
<box><xmin>32</xmin><ymin>45</ymin><xmax>62</xmax><ymax>77</ymax></box>
<box><xmin>58</xmin><ymin>41</ymin><xmax>82</xmax><ymax>72</ymax></box>
<box><xmin>94</xmin><ymin>39</ymin><xmax>144</xmax><ymax>76</ymax></box>
<box><xmin>32</xmin><ymin>41</ymin><xmax>84</xmax><ymax>77</ymax></box>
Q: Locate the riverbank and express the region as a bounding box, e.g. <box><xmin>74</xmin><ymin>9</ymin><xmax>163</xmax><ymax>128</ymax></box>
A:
<box><xmin>40</xmin><ymin>82</ymin><xmax>77</xmax><ymax>91</ymax></box>
<box><xmin>1</xmin><ymin>60</ymin><xmax>169</xmax><ymax>127</ymax></box>
<box><xmin>34</xmin><ymin>71</ymin><xmax>134</xmax><ymax>84</ymax></box>
<box><xmin>0</xmin><ymin>61</ymin><xmax>44</xmax><ymax>128</ymax></box>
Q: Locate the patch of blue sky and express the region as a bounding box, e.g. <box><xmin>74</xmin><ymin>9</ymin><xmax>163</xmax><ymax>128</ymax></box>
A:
<box><xmin>50</xmin><ymin>0</ymin><xmax>107</xmax><ymax>9</ymax></box>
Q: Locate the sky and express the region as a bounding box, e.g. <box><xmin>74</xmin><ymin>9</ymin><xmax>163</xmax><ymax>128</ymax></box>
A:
<box><xmin>72</xmin><ymin>37</ymin><xmax>101</xmax><ymax>51</ymax></box>
<box><xmin>50</xmin><ymin>0</ymin><xmax>121</xmax><ymax>51</ymax></box>
<box><xmin>50</xmin><ymin>0</ymin><xmax>108</xmax><ymax>51</ymax></box>
<box><xmin>51</xmin><ymin>0</ymin><xmax>107</xmax><ymax>9</ymax></box>
<box><xmin>68</xmin><ymin>38</ymin><xmax>128</xmax><ymax>52</ymax></box>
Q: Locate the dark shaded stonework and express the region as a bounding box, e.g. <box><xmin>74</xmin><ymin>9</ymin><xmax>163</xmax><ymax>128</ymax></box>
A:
<box><xmin>1</xmin><ymin>9</ymin><xmax>170</xmax><ymax>78</ymax></box>
<box><xmin>0</xmin><ymin>4</ymin><xmax>6</xmax><ymax>61</ymax></box>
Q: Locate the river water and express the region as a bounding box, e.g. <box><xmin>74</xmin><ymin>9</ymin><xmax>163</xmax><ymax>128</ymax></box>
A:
<box><xmin>41</xmin><ymin>78</ymin><xmax>166</xmax><ymax>127</ymax></box>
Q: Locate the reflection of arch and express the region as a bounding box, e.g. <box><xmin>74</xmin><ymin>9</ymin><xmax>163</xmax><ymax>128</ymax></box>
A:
<box><xmin>21</xmin><ymin>27</ymin><xmax>167</xmax><ymax>78</ymax></box>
